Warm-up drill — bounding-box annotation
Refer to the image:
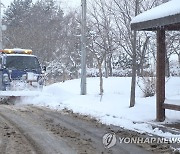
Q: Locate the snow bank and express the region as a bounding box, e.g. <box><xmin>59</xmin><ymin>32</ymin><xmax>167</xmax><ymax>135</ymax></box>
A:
<box><xmin>19</xmin><ymin>77</ymin><xmax>180</xmax><ymax>138</ymax></box>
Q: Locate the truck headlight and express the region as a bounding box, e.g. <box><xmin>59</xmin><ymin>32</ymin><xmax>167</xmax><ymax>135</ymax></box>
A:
<box><xmin>3</xmin><ymin>74</ymin><xmax>10</xmax><ymax>83</ymax></box>
<box><xmin>27</xmin><ymin>72</ymin><xmax>38</xmax><ymax>81</ymax></box>
<box><xmin>22</xmin><ymin>74</ymin><xmax>27</xmax><ymax>81</ymax></box>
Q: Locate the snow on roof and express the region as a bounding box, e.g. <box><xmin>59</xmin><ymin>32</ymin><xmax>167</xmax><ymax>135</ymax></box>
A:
<box><xmin>131</xmin><ymin>0</ymin><xmax>180</xmax><ymax>24</ymax></box>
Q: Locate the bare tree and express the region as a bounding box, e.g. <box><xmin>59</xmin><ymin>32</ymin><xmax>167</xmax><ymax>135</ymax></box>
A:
<box><xmin>129</xmin><ymin>0</ymin><xmax>139</xmax><ymax>107</ymax></box>
<box><xmin>87</xmin><ymin>0</ymin><xmax>117</xmax><ymax>94</ymax></box>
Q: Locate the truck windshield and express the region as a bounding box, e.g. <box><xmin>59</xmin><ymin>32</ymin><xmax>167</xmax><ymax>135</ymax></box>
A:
<box><xmin>5</xmin><ymin>56</ymin><xmax>41</xmax><ymax>72</ymax></box>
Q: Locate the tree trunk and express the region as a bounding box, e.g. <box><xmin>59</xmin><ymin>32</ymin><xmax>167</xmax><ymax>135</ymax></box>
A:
<box><xmin>104</xmin><ymin>54</ymin><xmax>108</xmax><ymax>78</ymax></box>
<box><xmin>108</xmin><ymin>54</ymin><xmax>113</xmax><ymax>77</ymax></box>
<box><xmin>178</xmin><ymin>54</ymin><xmax>180</xmax><ymax>67</ymax></box>
<box><xmin>130</xmin><ymin>0</ymin><xmax>139</xmax><ymax>107</ymax></box>
<box><xmin>130</xmin><ymin>41</ymin><xmax>137</xmax><ymax>107</ymax></box>
<box><xmin>62</xmin><ymin>68</ymin><xmax>66</xmax><ymax>82</ymax></box>
<box><xmin>98</xmin><ymin>62</ymin><xmax>104</xmax><ymax>95</ymax></box>
<box><xmin>138</xmin><ymin>36</ymin><xmax>150</xmax><ymax>76</ymax></box>
<box><xmin>136</xmin><ymin>64</ymin><xmax>140</xmax><ymax>77</ymax></box>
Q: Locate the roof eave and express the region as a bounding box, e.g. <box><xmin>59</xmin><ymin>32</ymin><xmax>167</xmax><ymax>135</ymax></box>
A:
<box><xmin>131</xmin><ymin>13</ymin><xmax>180</xmax><ymax>31</ymax></box>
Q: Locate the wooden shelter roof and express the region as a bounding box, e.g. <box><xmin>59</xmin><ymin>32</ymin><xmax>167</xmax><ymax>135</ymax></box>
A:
<box><xmin>131</xmin><ymin>0</ymin><xmax>180</xmax><ymax>31</ymax></box>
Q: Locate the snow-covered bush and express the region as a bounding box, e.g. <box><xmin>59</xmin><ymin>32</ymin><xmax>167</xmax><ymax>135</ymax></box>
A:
<box><xmin>170</xmin><ymin>60</ymin><xmax>180</xmax><ymax>76</ymax></box>
<box><xmin>137</xmin><ymin>76</ymin><xmax>156</xmax><ymax>97</ymax></box>
<box><xmin>86</xmin><ymin>68</ymin><xmax>132</xmax><ymax>77</ymax></box>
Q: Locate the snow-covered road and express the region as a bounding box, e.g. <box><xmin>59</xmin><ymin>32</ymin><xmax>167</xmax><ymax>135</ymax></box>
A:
<box><xmin>0</xmin><ymin>105</ymin><xmax>159</xmax><ymax>154</ymax></box>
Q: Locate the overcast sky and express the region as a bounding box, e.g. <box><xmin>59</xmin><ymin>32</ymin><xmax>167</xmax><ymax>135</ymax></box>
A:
<box><xmin>1</xmin><ymin>0</ymin><xmax>81</xmax><ymax>10</ymax></box>
<box><xmin>2</xmin><ymin>0</ymin><xmax>11</xmax><ymax>7</ymax></box>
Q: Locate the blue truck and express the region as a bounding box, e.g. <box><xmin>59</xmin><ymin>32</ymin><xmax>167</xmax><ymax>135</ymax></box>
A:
<box><xmin>0</xmin><ymin>48</ymin><xmax>45</xmax><ymax>93</ymax></box>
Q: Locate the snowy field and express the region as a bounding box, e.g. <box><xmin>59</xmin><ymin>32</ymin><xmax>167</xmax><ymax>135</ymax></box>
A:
<box><xmin>19</xmin><ymin>77</ymin><xmax>180</xmax><ymax>138</ymax></box>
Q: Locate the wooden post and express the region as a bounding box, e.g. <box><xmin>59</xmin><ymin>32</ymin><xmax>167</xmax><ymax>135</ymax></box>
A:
<box><xmin>156</xmin><ymin>29</ymin><xmax>165</xmax><ymax>122</ymax></box>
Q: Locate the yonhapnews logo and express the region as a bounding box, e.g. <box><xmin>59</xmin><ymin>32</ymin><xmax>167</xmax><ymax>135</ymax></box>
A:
<box><xmin>102</xmin><ymin>132</ymin><xmax>180</xmax><ymax>149</ymax></box>
<box><xmin>102</xmin><ymin>133</ymin><xmax>117</xmax><ymax>149</ymax></box>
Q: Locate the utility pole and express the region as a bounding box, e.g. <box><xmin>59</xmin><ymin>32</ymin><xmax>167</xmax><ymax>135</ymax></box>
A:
<box><xmin>0</xmin><ymin>0</ymin><xmax>2</xmax><ymax>49</ymax></box>
<box><xmin>80</xmin><ymin>0</ymin><xmax>87</xmax><ymax>95</ymax></box>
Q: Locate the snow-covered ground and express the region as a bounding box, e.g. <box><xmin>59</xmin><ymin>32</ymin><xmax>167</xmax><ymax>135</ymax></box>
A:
<box><xmin>19</xmin><ymin>77</ymin><xmax>180</xmax><ymax>139</ymax></box>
